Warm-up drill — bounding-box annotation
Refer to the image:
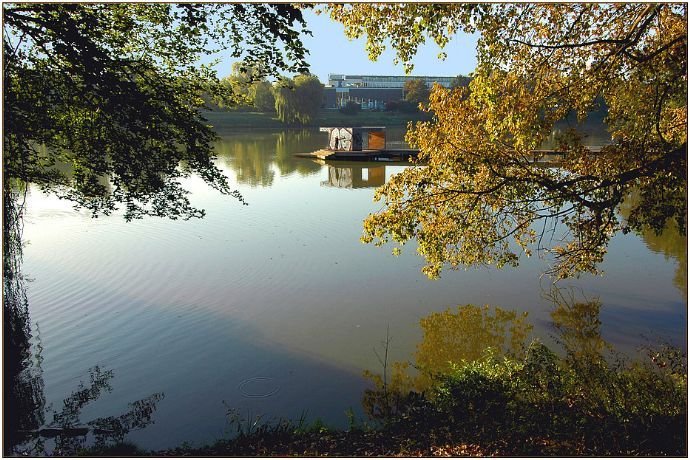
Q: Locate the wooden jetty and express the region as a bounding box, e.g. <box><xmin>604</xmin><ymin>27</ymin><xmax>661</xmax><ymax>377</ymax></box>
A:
<box><xmin>295</xmin><ymin>147</ymin><xmax>419</xmax><ymax>162</ymax></box>
<box><xmin>294</xmin><ymin>126</ymin><xmax>604</xmax><ymax>164</ymax></box>
<box><xmin>295</xmin><ymin>126</ymin><xmax>419</xmax><ymax>162</ymax></box>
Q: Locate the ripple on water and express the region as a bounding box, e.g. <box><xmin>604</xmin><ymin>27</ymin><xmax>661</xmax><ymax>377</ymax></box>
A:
<box><xmin>237</xmin><ymin>377</ymin><xmax>281</xmax><ymax>399</ymax></box>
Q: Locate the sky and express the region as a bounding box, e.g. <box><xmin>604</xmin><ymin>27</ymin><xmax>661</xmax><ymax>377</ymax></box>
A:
<box><xmin>213</xmin><ymin>9</ymin><xmax>479</xmax><ymax>82</ymax></box>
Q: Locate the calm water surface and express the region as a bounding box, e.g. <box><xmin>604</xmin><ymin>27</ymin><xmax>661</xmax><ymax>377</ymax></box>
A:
<box><xmin>22</xmin><ymin>128</ymin><xmax>687</xmax><ymax>450</ymax></box>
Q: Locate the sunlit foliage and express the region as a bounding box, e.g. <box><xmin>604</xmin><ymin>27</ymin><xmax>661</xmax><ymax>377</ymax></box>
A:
<box><xmin>329</xmin><ymin>4</ymin><xmax>687</xmax><ymax>278</ymax></box>
<box><xmin>215</xmin><ymin>63</ymin><xmax>276</xmax><ymax>113</ymax></box>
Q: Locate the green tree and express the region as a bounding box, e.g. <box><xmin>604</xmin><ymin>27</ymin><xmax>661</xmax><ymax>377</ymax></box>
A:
<box><xmin>217</xmin><ymin>62</ymin><xmax>262</xmax><ymax>108</ymax></box>
<box><xmin>329</xmin><ymin>4</ymin><xmax>687</xmax><ymax>279</ymax></box>
<box><xmin>215</xmin><ymin>64</ymin><xmax>276</xmax><ymax>112</ymax></box>
<box><xmin>4</xmin><ymin>3</ymin><xmax>311</xmax><ymax>221</ymax></box>
<box><xmin>274</xmin><ymin>78</ymin><xmax>298</xmax><ymax>124</ymax></box>
<box><xmin>403</xmin><ymin>78</ymin><xmax>429</xmax><ymax>108</ymax></box>
<box><xmin>251</xmin><ymin>80</ymin><xmax>276</xmax><ymax>112</ymax></box>
<box><xmin>274</xmin><ymin>74</ymin><xmax>324</xmax><ymax>125</ymax></box>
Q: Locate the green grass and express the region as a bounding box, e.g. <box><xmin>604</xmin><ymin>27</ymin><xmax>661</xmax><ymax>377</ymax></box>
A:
<box><xmin>201</xmin><ymin>109</ymin><xmax>431</xmax><ymax>134</ymax></box>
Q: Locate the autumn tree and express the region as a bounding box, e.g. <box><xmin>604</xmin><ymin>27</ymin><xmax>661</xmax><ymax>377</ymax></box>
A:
<box><xmin>328</xmin><ymin>4</ymin><xmax>687</xmax><ymax>279</ymax></box>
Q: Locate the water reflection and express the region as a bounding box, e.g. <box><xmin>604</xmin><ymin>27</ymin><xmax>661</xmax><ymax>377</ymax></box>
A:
<box><xmin>636</xmin><ymin>222</ymin><xmax>687</xmax><ymax>297</ymax></box>
<box><xmin>361</xmin><ymin>289</ymin><xmax>684</xmax><ymax>422</ymax></box>
<box><xmin>4</xmin><ymin>185</ymin><xmax>46</xmax><ymax>455</ymax></box>
<box><xmin>321</xmin><ymin>165</ymin><xmax>386</xmax><ymax>189</ymax></box>
<box><xmin>619</xmin><ymin>191</ymin><xmax>687</xmax><ymax>296</ymax></box>
<box><xmin>362</xmin><ymin>304</ymin><xmax>533</xmax><ymax>418</ymax></box>
<box><xmin>548</xmin><ymin>290</ymin><xmax>609</xmax><ymax>365</ymax></box>
<box><xmin>12</xmin><ymin>365</ymin><xmax>164</xmax><ymax>456</ymax></box>
<box><xmin>4</xmin><ymin>189</ymin><xmax>163</xmax><ymax>456</ymax></box>
<box><xmin>214</xmin><ymin>130</ymin><xmax>324</xmax><ymax>186</ymax></box>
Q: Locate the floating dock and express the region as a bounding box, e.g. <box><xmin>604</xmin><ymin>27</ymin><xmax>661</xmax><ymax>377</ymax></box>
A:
<box><xmin>295</xmin><ymin>126</ymin><xmax>419</xmax><ymax>162</ymax></box>
<box><xmin>294</xmin><ymin>126</ymin><xmax>604</xmax><ymax>164</ymax></box>
<box><xmin>295</xmin><ymin>148</ymin><xmax>419</xmax><ymax>162</ymax></box>
<box><xmin>295</xmin><ymin>147</ymin><xmax>604</xmax><ymax>164</ymax></box>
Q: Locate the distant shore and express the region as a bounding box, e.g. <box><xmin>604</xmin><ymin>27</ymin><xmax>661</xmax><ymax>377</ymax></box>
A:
<box><xmin>202</xmin><ymin>109</ymin><xmax>432</xmax><ymax>133</ymax></box>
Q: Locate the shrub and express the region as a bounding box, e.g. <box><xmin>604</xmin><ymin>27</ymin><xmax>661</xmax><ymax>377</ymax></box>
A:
<box><xmin>365</xmin><ymin>340</ymin><xmax>687</xmax><ymax>455</ymax></box>
<box><xmin>384</xmin><ymin>100</ymin><xmax>399</xmax><ymax>112</ymax></box>
<box><xmin>396</xmin><ymin>100</ymin><xmax>418</xmax><ymax>113</ymax></box>
<box><xmin>339</xmin><ymin>101</ymin><xmax>361</xmax><ymax>115</ymax></box>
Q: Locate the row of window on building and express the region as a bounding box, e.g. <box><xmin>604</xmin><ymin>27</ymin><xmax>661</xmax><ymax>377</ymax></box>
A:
<box><xmin>323</xmin><ymin>74</ymin><xmax>455</xmax><ymax>110</ymax></box>
<box><xmin>327</xmin><ymin>74</ymin><xmax>455</xmax><ymax>89</ymax></box>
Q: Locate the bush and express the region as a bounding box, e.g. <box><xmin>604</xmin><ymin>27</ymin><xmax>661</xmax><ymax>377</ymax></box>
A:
<box><xmin>384</xmin><ymin>100</ymin><xmax>399</xmax><ymax>112</ymax></box>
<box><xmin>384</xmin><ymin>100</ymin><xmax>417</xmax><ymax>113</ymax></box>
<box><xmin>339</xmin><ymin>101</ymin><xmax>361</xmax><ymax>115</ymax></box>
<box><xmin>366</xmin><ymin>341</ymin><xmax>687</xmax><ymax>455</ymax></box>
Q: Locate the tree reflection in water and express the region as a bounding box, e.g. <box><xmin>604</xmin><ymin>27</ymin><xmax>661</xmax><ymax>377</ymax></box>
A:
<box><xmin>214</xmin><ymin>130</ymin><xmax>323</xmax><ymax>187</ymax></box>
<box><xmin>12</xmin><ymin>366</ymin><xmax>164</xmax><ymax>456</ymax></box>
<box><xmin>548</xmin><ymin>290</ymin><xmax>610</xmax><ymax>365</ymax></box>
<box><xmin>619</xmin><ymin>190</ymin><xmax>687</xmax><ymax>296</ymax></box>
<box><xmin>4</xmin><ymin>189</ymin><xmax>163</xmax><ymax>456</ymax></box>
<box><xmin>4</xmin><ymin>185</ymin><xmax>46</xmax><ymax>455</ymax></box>
<box><xmin>362</xmin><ymin>304</ymin><xmax>533</xmax><ymax>418</ymax></box>
<box><xmin>361</xmin><ymin>290</ymin><xmax>687</xmax><ymax>442</ymax></box>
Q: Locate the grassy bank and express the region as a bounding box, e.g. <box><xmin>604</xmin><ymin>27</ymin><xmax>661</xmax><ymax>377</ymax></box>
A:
<box><xmin>202</xmin><ymin>109</ymin><xmax>432</xmax><ymax>134</ymax></box>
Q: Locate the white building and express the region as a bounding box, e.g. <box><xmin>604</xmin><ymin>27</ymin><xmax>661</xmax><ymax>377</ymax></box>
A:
<box><xmin>327</xmin><ymin>74</ymin><xmax>455</xmax><ymax>89</ymax></box>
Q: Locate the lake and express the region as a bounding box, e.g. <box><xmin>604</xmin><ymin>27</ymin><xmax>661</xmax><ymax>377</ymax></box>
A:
<box><xmin>20</xmin><ymin>128</ymin><xmax>686</xmax><ymax>450</ymax></box>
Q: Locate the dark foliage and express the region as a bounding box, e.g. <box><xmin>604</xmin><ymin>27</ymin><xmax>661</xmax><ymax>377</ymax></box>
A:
<box><xmin>362</xmin><ymin>340</ymin><xmax>687</xmax><ymax>456</ymax></box>
<box><xmin>339</xmin><ymin>101</ymin><xmax>362</xmax><ymax>115</ymax></box>
<box><xmin>384</xmin><ymin>99</ymin><xmax>418</xmax><ymax>113</ymax></box>
<box><xmin>3</xmin><ymin>3</ymin><xmax>311</xmax><ymax>220</ymax></box>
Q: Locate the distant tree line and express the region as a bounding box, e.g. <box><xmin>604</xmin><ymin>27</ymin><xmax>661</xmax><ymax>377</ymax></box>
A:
<box><xmin>206</xmin><ymin>62</ymin><xmax>324</xmax><ymax>125</ymax></box>
<box><xmin>209</xmin><ymin>66</ymin><xmax>471</xmax><ymax>120</ymax></box>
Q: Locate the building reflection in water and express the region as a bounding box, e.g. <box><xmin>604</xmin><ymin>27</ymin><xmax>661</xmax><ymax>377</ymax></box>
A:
<box><xmin>321</xmin><ymin>164</ymin><xmax>386</xmax><ymax>189</ymax></box>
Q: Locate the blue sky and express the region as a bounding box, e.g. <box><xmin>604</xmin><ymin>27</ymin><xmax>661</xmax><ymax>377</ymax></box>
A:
<box><xmin>213</xmin><ymin>9</ymin><xmax>479</xmax><ymax>82</ymax></box>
